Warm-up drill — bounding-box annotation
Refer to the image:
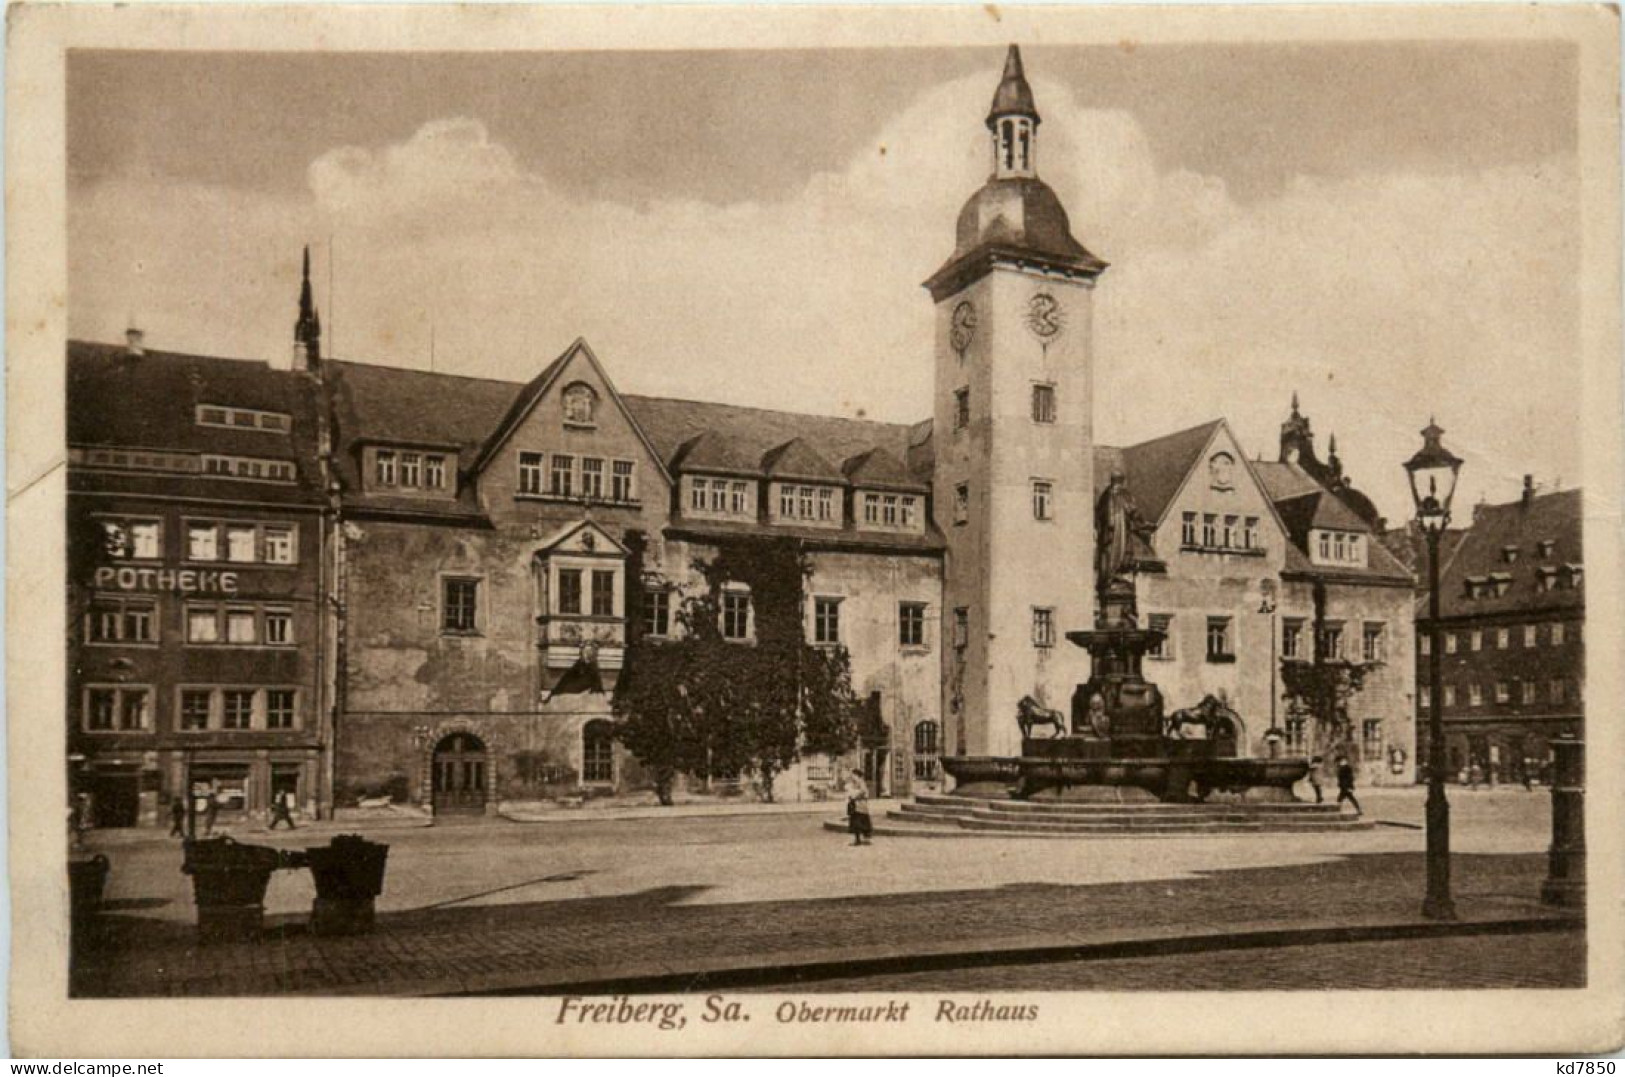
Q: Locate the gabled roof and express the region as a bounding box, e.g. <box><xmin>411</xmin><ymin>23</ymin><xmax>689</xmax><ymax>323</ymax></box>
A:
<box><xmin>1433</xmin><ymin>487</ymin><xmax>1584</xmax><ymax>618</ymax></box>
<box><xmin>843</xmin><ymin>446</ymin><xmax>928</xmax><ymax>492</ymax></box>
<box><xmin>1114</xmin><ymin>419</ymin><xmax>1226</xmax><ymax>526</ymax></box>
<box><xmin>671</xmin><ymin>431</ymin><xmax>763</xmax><ymax>478</ymax></box>
<box><xmin>623</xmin><ymin>395</ymin><xmax>922</xmax><ymax>482</ymax></box>
<box><xmin>469</xmin><ymin>339</ymin><xmax>672</xmax><ymax>486</ymax></box>
<box><xmin>534</xmin><ymin>518</ymin><xmax>629</xmax><ymax>557</ymax></box>
<box><xmin>761</xmin><ymin>437</ymin><xmax>843</xmax><ymax>483</ymax></box>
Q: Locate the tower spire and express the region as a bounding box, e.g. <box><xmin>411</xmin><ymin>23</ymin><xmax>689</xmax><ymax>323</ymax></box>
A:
<box><xmin>294</xmin><ymin>244</ymin><xmax>322</xmax><ymax>370</ymax></box>
<box><xmin>987</xmin><ymin>45</ymin><xmax>1040</xmax><ymax>179</ymax></box>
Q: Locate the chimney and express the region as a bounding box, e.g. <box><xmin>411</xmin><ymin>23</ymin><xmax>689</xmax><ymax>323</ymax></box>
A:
<box><xmin>1522</xmin><ymin>474</ymin><xmax>1535</xmax><ymax>508</ymax></box>
<box><xmin>124</xmin><ymin>327</ymin><xmax>145</xmax><ymax>357</ymax></box>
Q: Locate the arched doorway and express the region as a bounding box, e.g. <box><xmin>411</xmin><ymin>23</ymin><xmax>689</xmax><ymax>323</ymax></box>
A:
<box><xmin>432</xmin><ymin>732</ymin><xmax>488</xmax><ymax>815</ymax></box>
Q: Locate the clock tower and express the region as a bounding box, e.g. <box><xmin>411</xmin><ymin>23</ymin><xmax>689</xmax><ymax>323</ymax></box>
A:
<box><xmin>925</xmin><ymin>45</ymin><xmax>1107</xmax><ymax>759</ymax></box>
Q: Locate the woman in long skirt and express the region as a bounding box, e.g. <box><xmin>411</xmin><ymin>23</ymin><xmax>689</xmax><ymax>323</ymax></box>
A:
<box><xmin>846</xmin><ymin>771</ymin><xmax>873</xmax><ymax>846</ymax></box>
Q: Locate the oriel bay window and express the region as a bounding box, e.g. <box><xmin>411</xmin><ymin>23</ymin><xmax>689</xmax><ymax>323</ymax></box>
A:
<box><xmin>591</xmin><ymin>570</ymin><xmax>615</xmax><ymax>617</ymax></box>
<box><xmin>558</xmin><ymin>569</ymin><xmax>584</xmax><ymax>615</ymax></box>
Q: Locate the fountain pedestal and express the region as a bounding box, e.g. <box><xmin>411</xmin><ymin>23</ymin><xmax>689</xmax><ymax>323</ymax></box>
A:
<box><xmin>943</xmin><ymin>576</ymin><xmax>1308</xmax><ymax>804</ymax></box>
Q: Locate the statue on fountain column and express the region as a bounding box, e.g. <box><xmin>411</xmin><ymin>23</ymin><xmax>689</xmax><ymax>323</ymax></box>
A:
<box><xmin>1094</xmin><ymin>469</ymin><xmax>1152</xmax><ymax>613</ymax></box>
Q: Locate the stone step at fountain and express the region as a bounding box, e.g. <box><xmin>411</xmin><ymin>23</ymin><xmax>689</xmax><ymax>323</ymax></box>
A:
<box><xmin>823</xmin><ymin>794</ymin><xmax>1373</xmax><ymax>839</ymax></box>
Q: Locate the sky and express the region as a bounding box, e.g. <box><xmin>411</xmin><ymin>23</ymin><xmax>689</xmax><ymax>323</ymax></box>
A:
<box><xmin>66</xmin><ymin>43</ymin><xmax>1582</xmax><ymax>522</ymax></box>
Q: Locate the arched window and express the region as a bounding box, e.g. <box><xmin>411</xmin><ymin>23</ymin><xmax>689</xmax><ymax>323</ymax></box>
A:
<box><xmin>1001</xmin><ymin>120</ymin><xmax>1015</xmax><ymax>170</ymax></box>
<box><xmin>913</xmin><ymin>720</ymin><xmax>941</xmax><ymax>782</ymax></box>
<box><xmin>582</xmin><ymin>719</ymin><xmax>615</xmax><ymax>784</ymax></box>
<box><xmin>1018</xmin><ymin>121</ymin><xmax>1031</xmax><ymax>171</ymax></box>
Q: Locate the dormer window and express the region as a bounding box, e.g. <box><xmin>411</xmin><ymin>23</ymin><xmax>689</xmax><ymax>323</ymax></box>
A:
<box><xmin>1310</xmin><ymin>528</ymin><xmax>1367</xmax><ymax>568</ymax></box>
<box><xmin>1538</xmin><ymin>539</ymin><xmax>1557</xmax><ymax>559</ymax></box>
<box><xmin>1502</xmin><ymin>545</ymin><xmax>1520</xmax><ymax>563</ymax></box>
<box><xmin>369</xmin><ymin>446</ymin><xmax>449</xmax><ymax>492</ymax></box>
<box><xmin>562</xmin><ymin>383</ymin><xmax>597</xmax><ymax>427</ymax></box>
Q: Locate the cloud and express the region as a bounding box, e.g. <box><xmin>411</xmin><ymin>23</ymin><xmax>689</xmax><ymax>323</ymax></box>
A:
<box><xmin>69</xmin><ymin>71</ymin><xmax>1580</xmax><ymax>518</ymax></box>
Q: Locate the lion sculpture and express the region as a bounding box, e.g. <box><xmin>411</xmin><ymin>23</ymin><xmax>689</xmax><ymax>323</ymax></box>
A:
<box><xmin>1016</xmin><ymin>695</ymin><xmax>1068</xmax><ymax>740</ymax></box>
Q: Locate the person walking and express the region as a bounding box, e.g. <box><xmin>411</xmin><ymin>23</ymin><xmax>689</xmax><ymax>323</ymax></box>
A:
<box><xmin>268</xmin><ymin>788</ymin><xmax>297</xmax><ymax>830</ymax></box>
<box><xmin>202</xmin><ymin>785</ymin><xmax>222</xmax><ymax>836</ymax></box>
<box><xmin>1335</xmin><ymin>756</ymin><xmax>1362</xmax><ymax>815</ymax></box>
<box><xmin>1305</xmin><ymin>756</ymin><xmax>1325</xmax><ymax>804</ymax></box>
<box><xmin>168</xmin><ymin>796</ymin><xmax>187</xmax><ymax>838</ymax></box>
<box><xmin>845</xmin><ymin>771</ymin><xmax>873</xmax><ymax>846</ymax></box>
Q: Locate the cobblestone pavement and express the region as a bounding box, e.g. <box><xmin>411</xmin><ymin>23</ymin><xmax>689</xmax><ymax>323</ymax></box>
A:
<box><xmin>69</xmin><ymin>791</ymin><xmax>1580</xmax><ymax>996</ymax></box>
<box><xmin>768</xmin><ymin>929</ymin><xmax>1587</xmax><ymax>992</ymax></box>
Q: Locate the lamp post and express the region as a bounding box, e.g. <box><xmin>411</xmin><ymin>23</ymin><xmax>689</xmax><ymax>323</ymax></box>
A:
<box><xmin>1404</xmin><ymin>418</ymin><xmax>1464</xmax><ymax>921</ymax></box>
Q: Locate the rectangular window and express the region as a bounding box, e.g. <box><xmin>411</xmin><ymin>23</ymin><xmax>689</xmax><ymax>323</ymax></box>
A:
<box><xmin>264</xmin><ymin>609</ymin><xmax>293</xmax><ymax>646</ymax></box>
<box><xmin>187</xmin><ymin>607</ymin><xmax>219</xmax><ymax>643</ymax></box>
<box><xmin>1203</xmin><ymin>514</ymin><xmax>1218</xmax><ymax>547</ymax></box>
<box><xmin>100</xmin><ymin>518</ymin><xmax>162</xmax><ymax>560</ymax></box>
<box><xmin>187</xmin><ymin>522</ymin><xmax>219</xmax><ymax>561</ymax></box>
<box><xmin>1521</xmin><ymin>681</ymin><xmax>1537</xmax><ymax>705</ymax></box>
<box><xmin>1446</xmin><ymin>633</ymin><xmax>1458</xmax><ymax>654</ymax></box>
<box><xmin>1206</xmin><ymin>617</ymin><xmax>1233</xmax><ymax>661</ymax></box>
<box><xmin>1496</xmin><ymin>627</ymin><xmax>1510</xmax><ymax>650</ymax></box>
<box><xmin>1470</xmin><ymin>630</ymin><xmax>1483</xmax><ymax>651</ymax></box>
<box><xmin>818</xmin><ymin>488</ymin><xmax>835</xmax><ymax>522</ymax></box>
<box><xmin>1182</xmin><ymin>512</ymin><xmax>1198</xmax><ymax>546</ymax></box>
<box><xmin>1551</xmin><ymin>679</ymin><xmax>1567</xmax><ymax>704</ymax></box>
<box><xmin>899</xmin><ymin>602</ymin><xmax>927</xmax><ymax>648</ymax></box>
<box><xmin>225</xmin><ymin>524</ymin><xmax>257</xmax><ymax>563</ymax></box>
<box><xmin>1419</xmin><ymin>634</ymin><xmax>1431</xmax><ymax>656</ymax></box>
<box><xmin>954</xmin><ymin>484</ymin><xmax>969</xmax><ymax>525</ymax></box>
<box><xmin>1524</xmin><ymin>624</ymin><xmax>1537</xmax><ymax>647</ymax></box>
<box><xmin>591</xmin><ymin>570</ymin><xmax>615</xmax><ymax>618</ymax></box>
<box><xmin>1443</xmin><ymin>685</ymin><xmax>1457</xmax><ymax>707</ymax></box>
<box><xmin>399</xmin><ymin>452</ymin><xmax>422</xmax><ymax>487</ymax></box>
<box><xmin>863</xmin><ymin>494</ymin><xmax>880</xmax><ymax>525</ymax></box>
<box><xmin>1419</xmin><ymin>686</ymin><xmax>1432</xmax><ymax>709</ymax></box>
<box><xmin>1031</xmin><ymin>383</ymin><xmax>1056</xmax><ymax>423</ymax></box>
<box><xmin>263</xmin><ymin>525</ymin><xmax>296</xmax><ymax>565</ymax></box>
<box><xmin>882</xmin><ymin>494</ymin><xmax>899</xmax><ymax>526</ymax></box>
<box><xmin>225</xmin><ymin>608</ymin><xmax>257</xmax><ymax>644</ymax></box>
<box><xmin>1551</xmin><ymin>622</ymin><xmax>1567</xmax><ymax>646</ymax></box>
<box><xmin>1223</xmin><ymin>515</ymin><xmax>1238</xmax><ymax>548</ymax></box>
<box><xmin>550</xmin><ymin>455</ymin><xmax>575</xmax><ymax>497</ymax></box>
<box><xmin>1243</xmin><ymin>517</ymin><xmax>1260</xmax><ymax>550</ymax></box>
<box><xmin>1032</xmin><ymin>607</ymin><xmax>1055</xmax><ymax>648</ymax></box>
<box><xmin>1333</xmin><ymin>532</ymin><xmax>1347</xmax><ymax>561</ymax></box>
<box><xmin>1361</xmin><ymin>719</ymin><xmax>1382</xmax><ymax>757</ymax></box>
<box><xmin>1285</xmin><ymin>716</ymin><xmax>1307</xmax><ymax>753</ymax></box>
<box><xmin>1469</xmin><ymin>683</ymin><xmax>1483</xmax><ymax>707</ymax></box>
<box><xmin>424</xmin><ymin>455</ymin><xmax>447</xmax><ymax>489</ymax></box>
<box><xmin>557</xmin><ymin>569</ymin><xmax>583</xmax><ymax>616</ymax></box>
<box><xmin>196</xmin><ymin>405</ymin><xmax>292</xmax><ymax>433</ymax></box>
<box><xmin>814</xmin><ymin>598</ymin><xmax>842</xmax><ymax>645</ymax></box>
<box><xmin>730</xmin><ymin>481</ymin><xmax>748</xmax><ymax>515</ymax></box>
<box><xmin>953</xmin><ymin>608</ymin><xmax>969</xmax><ymax>650</ymax></box>
<box><xmin>1282</xmin><ymin>619</ymin><xmax>1305</xmax><ymax>660</ymax></box>
<box><xmin>690</xmin><ymin>478</ymin><xmax>708</xmax><ymax>512</ymax></box>
<box><xmin>612</xmin><ymin>461</ymin><xmax>635</xmax><ymax>502</ymax></box>
<box><xmin>265</xmin><ymin>689</ymin><xmax>296</xmax><ymax>730</ymax></box>
<box><xmin>643</xmin><ymin>590</ymin><xmax>671</xmax><ymax>637</ymax></box>
<box><xmin>799</xmin><ymin>486</ymin><xmax>816</xmax><ymax>520</ymax></box>
<box><xmin>1031</xmin><ymin>480</ymin><xmax>1053</xmax><ymax>521</ymax></box>
<box><xmin>1147</xmin><ymin>614</ymin><xmax>1173</xmax><ymax>659</ymax></box>
<box><xmin>581</xmin><ymin>458</ymin><xmax>605</xmax><ymax>500</ymax></box>
<box><xmin>87</xmin><ymin>597</ymin><xmax>157</xmax><ymax>643</ymax></box>
<box><xmin>222</xmin><ymin>690</ymin><xmax>255</xmax><ymax>730</ymax></box>
<box><xmin>519</xmin><ymin>452</ymin><xmax>545</xmax><ymax>495</ymax></box>
<box><xmin>722</xmin><ymin>592</ymin><xmax>751</xmax><ymax>641</ymax></box>
<box><xmin>899</xmin><ymin>495</ymin><xmax>917</xmax><ymax>528</ymax></box>
<box><xmin>780</xmin><ymin>486</ymin><xmax>797</xmax><ymax>519</ymax></box>
<box><xmin>180</xmin><ymin>689</ymin><xmax>212</xmax><ymax>731</ymax></box>
<box><xmin>119</xmin><ymin>688</ymin><xmax>150</xmax><ymax>731</ymax></box>
<box><xmin>86</xmin><ymin>688</ymin><xmax>116</xmax><ymax>731</ymax></box>
<box><xmin>1362</xmin><ymin>624</ymin><xmax>1385</xmax><ymax>663</ymax></box>
<box><xmin>442</xmin><ymin>577</ymin><xmax>479</xmax><ymax>633</ymax></box>
<box><xmin>954</xmin><ymin>388</ymin><xmax>970</xmax><ymax>430</ymax></box>
<box><xmin>375</xmin><ymin>450</ymin><xmax>397</xmax><ymax>486</ymax></box>
<box><xmin>1317</xmin><ymin>531</ymin><xmax>1331</xmax><ymax>561</ymax></box>
<box><xmin>709</xmin><ymin>482</ymin><xmax>727</xmax><ymax>513</ymax></box>
<box><xmin>1321</xmin><ymin>624</ymin><xmax>1345</xmax><ymax>660</ymax></box>
<box><xmin>1494</xmin><ymin>681</ymin><xmax>1510</xmax><ymax>704</ymax></box>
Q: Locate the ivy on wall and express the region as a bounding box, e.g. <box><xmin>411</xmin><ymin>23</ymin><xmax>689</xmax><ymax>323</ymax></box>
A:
<box><xmin>613</xmin><ymin>536</ymin><xmax>859</xmax><ymax>804</ymax></box>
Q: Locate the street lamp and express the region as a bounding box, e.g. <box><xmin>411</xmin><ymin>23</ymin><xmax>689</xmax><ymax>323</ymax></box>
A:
<box><xmin>1404</xmin><ymin>417</ymin><xmax>1464</xmax><ymax>921</ymax></box>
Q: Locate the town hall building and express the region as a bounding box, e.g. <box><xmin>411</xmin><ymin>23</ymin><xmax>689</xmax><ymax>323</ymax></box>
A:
<box><xmin>65</xmin><ymin>46</ymin><xmax>1417</xmax><ymax>824</ymax></box>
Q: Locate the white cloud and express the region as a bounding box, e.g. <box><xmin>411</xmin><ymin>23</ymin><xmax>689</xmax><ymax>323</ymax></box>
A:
<box><xmin>69</xmin><ymin>71</ymin><xmax>1579</xmax><ymax>518</ymax></box>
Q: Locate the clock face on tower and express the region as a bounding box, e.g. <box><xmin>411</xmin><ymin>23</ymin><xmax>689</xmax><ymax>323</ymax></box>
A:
<box><xmin>1026</xmin><ymin>292</ymin><xmax>1065</xmax><ymax>341</ymax></box>
<box><xmin>950</xmin><ymin>301</ymin><xmax>978</xmax><ymax>359</ymax></box>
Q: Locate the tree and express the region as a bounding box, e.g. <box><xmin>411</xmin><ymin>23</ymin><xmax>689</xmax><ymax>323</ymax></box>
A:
<box><xmin>1279</xmin><ymin>581</ymin><xmax>1382</xmax><ymax>756</ymax></box>
<box><xmin>611</xmin><ymin>538</ymin><xmax>859</xmax><ymax>804</ymax></box>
